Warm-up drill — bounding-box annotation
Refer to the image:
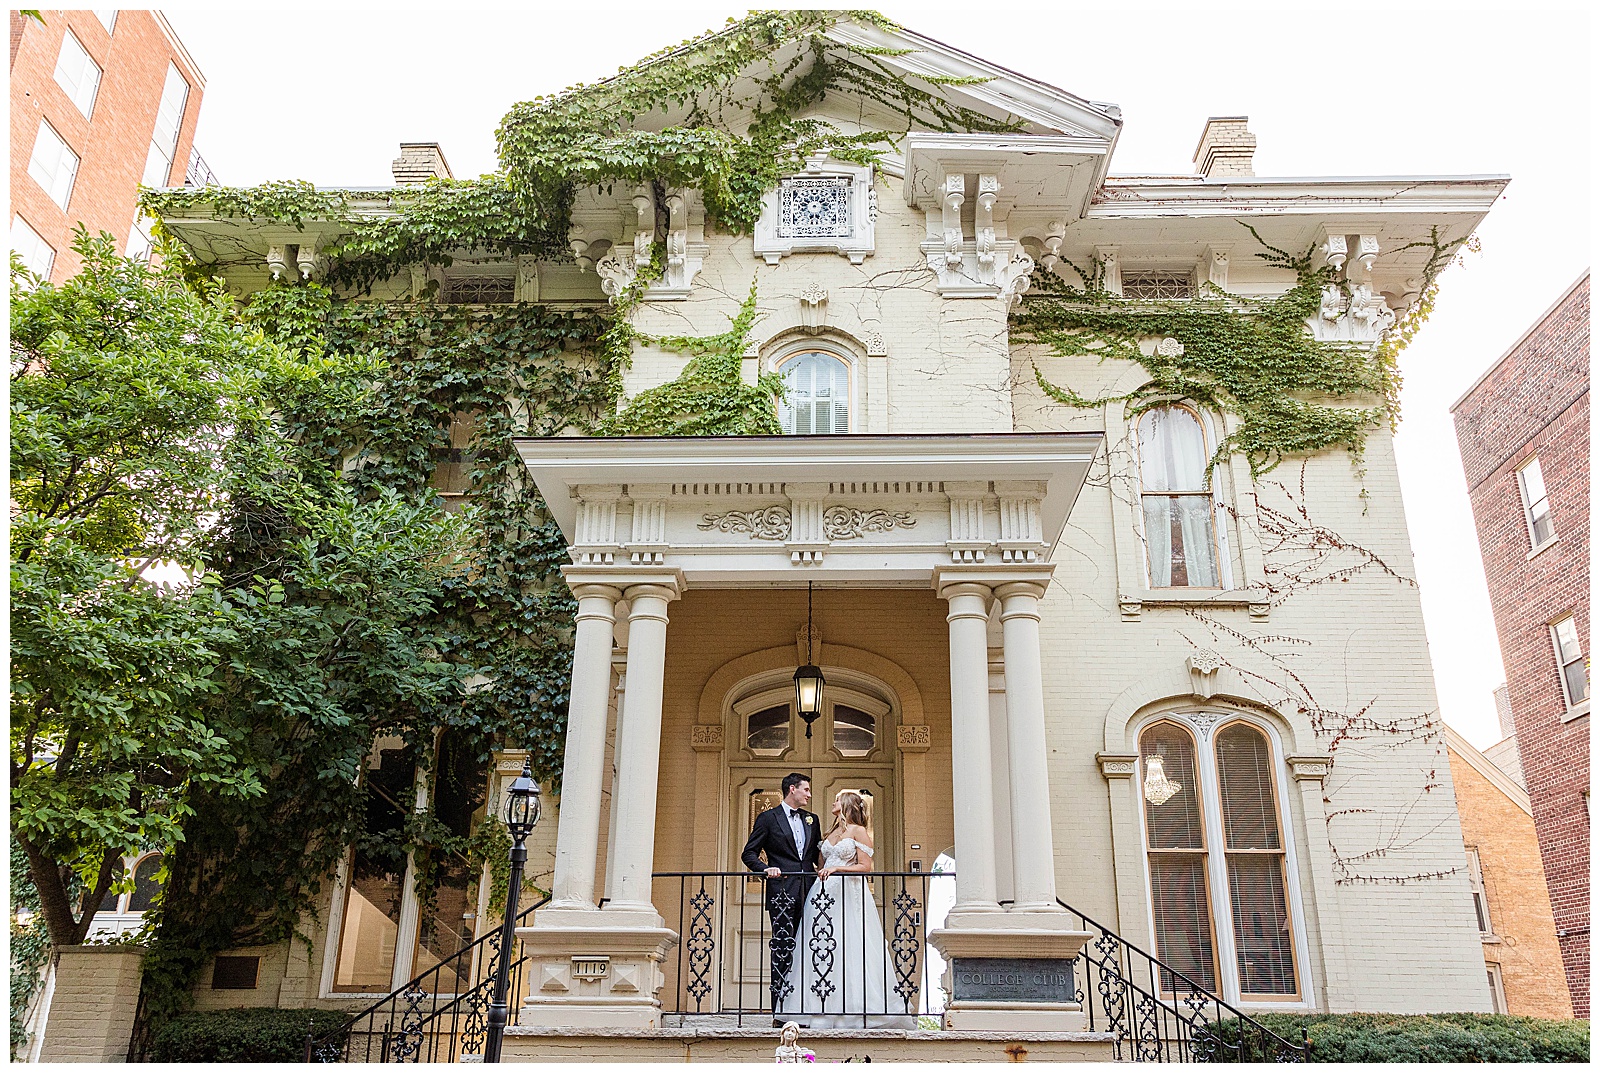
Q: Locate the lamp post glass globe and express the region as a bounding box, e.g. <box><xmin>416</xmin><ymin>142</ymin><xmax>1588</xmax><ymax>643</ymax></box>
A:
<box><xmin>506</xmin><ymin>763</ymin><xmax>541</xmax><ymax>837</ymax></box>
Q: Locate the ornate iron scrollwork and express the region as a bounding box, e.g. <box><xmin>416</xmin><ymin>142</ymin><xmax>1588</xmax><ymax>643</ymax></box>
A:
<box><xmin>806</xmin><ymin>886</ymin><xmax>837</xmax><ymax>1002</ymax></box>
<box><xmin>686</xmin><ymin>886</ymin><xmax>717</xmax><ymax>1006</ymax></box>
<box><xmin>890</xmin><ymin>886</ymin><xmax>922</xmax><ymax>1004</ymax></box>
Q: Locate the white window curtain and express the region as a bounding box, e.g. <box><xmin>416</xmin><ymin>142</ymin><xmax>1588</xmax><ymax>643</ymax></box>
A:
<box><xmin>1139</xmin><ymin>406</ymin><xmax>1220</xmax><ymax>587</ymax></box>
<box><xmin>779</xmin><ymin>351</ymin><xmax>849</xmax><ymax>435</ymax></box>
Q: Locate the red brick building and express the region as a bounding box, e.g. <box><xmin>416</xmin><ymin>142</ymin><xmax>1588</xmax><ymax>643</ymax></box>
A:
<box><xmin>1452</xmin><ymin>272</ymin><xmax>1590</xmax><ymax>1018</ymax></box>
<box><xmin>9</xmin><ymin>9</ymin><xmax>207</xmax><ymax>282</ymax></box>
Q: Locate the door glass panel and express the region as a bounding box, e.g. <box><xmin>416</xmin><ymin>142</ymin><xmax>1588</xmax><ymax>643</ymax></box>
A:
<box><xmin>127</xmin><ymin>854</ymin><xmax>164</xmax><ymax>912</ymax></box>
<box><xmin>332</xmin><ymin>745</ymin><xmax>413</xmax><ymax>993</ymax></box>
<box><xmin>97</xmin><ymin>860</ymin><xmax>126</xmax><ymax>913</ymax></box>
<box><xmin>832</xmin><ymin>705</ymin><xmax>876</xmax><ymax>757</ymax></box>
<box><xmin>414</xmin><ymin>730</ymin><xmax>487</xmax><ymax>993</ymax></box>
<box><xmin>747</xmin><ymin>705</ymin><xmax>790</xmax><ymax>756</ymax></box>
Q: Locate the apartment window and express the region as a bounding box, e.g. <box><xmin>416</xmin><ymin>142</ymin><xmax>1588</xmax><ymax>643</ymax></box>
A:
<box><xmin>54</xmin><ymin>31</ymin><xmax>102</xmax><ymax>118</ymax></box>
<box><xmin>1551</xmin><ymin>615</ymin><xmax>1588</xmax><ymax>709</ymax></box>
<box><xmin>1123</xmin><ymin>271</ymin><xmax>1195</xmax><ymax>300</ymax></box>
<box><xmin>1465</xmin><ymin>846</ymin><xmax>1494</xmax><ymax>937</ymax></box>
<box><xmin>778</xmin><ymin>350</ymin><xmax>850</xmax><ymax>434</ymax></box>
<box><xmin>442</xmin><ymin>274</ymin><xmax>514</xmax><ymax>304</ymax></box>
<box><xmin>1139</xmin><ymin>405</ymin><xmax>1222</xmax><ymax>588</ymax></box>
<box><xmin>1486</xmin><ymin>964</ymin><xmax>1507</xmax><ymax>1014</ymax></box>
<box><xmin>126</xmin><ymin>213</ymin><xmax>155</xmax><ymax>262</ymax></box>
<box><xmin>1516</xmin><ymin>457</ymin><xmax>1556</xmax><ymax>549</ymax></box>
<box><xmin>12</xmin><ymin>215</ymin><xmax>56</xmax><ymax>279</ymax></box>
<box><xmin>94</xmin><ymin>10</ymin><xmax>117</xmax><ymax>33</ymax></box>
<box><xmin>1141</xmin><ymin>717</ymin><xmax>1301</xmax><ymax>1001</ymax></box>
<box><xmin>142</xmin><ymin>63</ymin><xmax>190</xmax><ymax>188</ymax></box>
<box><xmin>28</xmin><ymin>120</ymin><xmax>80</xmax><ymax>210</ymax></box>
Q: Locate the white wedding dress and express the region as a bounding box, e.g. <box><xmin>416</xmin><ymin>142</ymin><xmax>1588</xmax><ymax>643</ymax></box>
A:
<box><xmin>776</xmin><ymin>837</ymin><xmax>915</xmax><ymax>1029</ymax></box>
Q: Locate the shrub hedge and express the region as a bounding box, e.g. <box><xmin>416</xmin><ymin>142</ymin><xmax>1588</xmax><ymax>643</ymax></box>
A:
<box><xmin>1193</xmin><ymin>1012</ymin><xmax>1589</xmax><ymax>1063</ymax></box>
<box><xmin>149</xmin><ymin>1006</ymin><xmax>349</xmax><ymax>1063</ymax></box>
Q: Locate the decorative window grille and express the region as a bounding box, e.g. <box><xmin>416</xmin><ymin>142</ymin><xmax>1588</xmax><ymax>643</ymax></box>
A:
<box><xmin>1141</xmin><ymin>717</ymin><xmax>1302</xmax><ymax>1001</ymax></box>
<box><xmin>777</xmin><ymin>177</ymin><xmax>853</xmax><ymax>239</ymax></box>
<box><xmin>1122</xmin><ymin>271</ymin><xmax>1195</xmax><ymax>300</ymax></box>
<box><xmin>778</xmin><ymin>351</ymin><xmax>850</xmax><ymax>434</ymax></box>
<box><xmin>11</xmin><ymin>215</ymin><xmax>56</xmax><ymax>279</ymax></box>
<box><xmin>54</xmin><ymin>31</ymin><xmax>102</xmax><ymax>119</ymax></box>
<box><xmin>1551</xmin><ymin>615</ymin><xmax>1588</xmax><ymax>708</ymax></box>
<box><xmin>1516</xmin><ymin>456</ymin><xmax>1556</xmax><ymax>548</ymax></box>
<box><xmin>443</xmin><ymin>275</ymin><xmax>515</xmax><ymax>305</ymax></box>
<box><xmin>1138</xmin><ymin>405</ymin><xmax>1221</xmax><ymax>587</ymax></box>
<box><xmin>28</xmin><ymin>120</ymin><xmax>79</xmax><ymax>210</ymax></box>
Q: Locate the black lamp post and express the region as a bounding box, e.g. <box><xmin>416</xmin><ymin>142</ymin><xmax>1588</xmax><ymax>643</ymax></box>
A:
<box><xmin>484</xmin><ymin>761</ymin><xmax>540</xmax><ymax>1063</ymax></box>
<box><xmin>794</xmin><ymin>581</ymin><xmax>825</xmax><ymax>737</ymax></box>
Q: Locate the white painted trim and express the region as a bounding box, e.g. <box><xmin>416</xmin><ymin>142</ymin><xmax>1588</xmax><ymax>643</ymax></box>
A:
<box><xmin>516</xmin><ymin>432</ymin><xmax>1102</xmax><ymax>546</ymax></box>
<box><xmin>1132</xmin><ymin>710</ymin><xmax>1316</xmax><ymax>1008</ymax></box>
<box><xmin>1443</xmin><ymin>725</ymin><xmax>1533</xmax><ymax>816</ymax></box>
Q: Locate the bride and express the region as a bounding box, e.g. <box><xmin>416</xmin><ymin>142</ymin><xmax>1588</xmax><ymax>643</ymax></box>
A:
<box><xmin>779</xmin><ymin>790</ymin><xmax>914</xmax><ymax>1029</ymax></box>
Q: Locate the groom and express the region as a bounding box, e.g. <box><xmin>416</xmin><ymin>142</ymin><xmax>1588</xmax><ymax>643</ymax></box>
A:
<box><xmin>741</xmin><ymin>772</ymin><xmax>820</xmax><ymax>1022</ymax></box>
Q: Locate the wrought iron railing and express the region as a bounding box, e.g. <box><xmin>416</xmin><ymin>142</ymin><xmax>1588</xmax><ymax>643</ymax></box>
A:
<box><xmin>184</xmin><ymin>146</ymin><xmax>217</xmax><ymax>188</ymax></box>
<box><xmin>1054</xmin><ymin>898</ymin><xmax>1308</xmax><ymax>1062</ymax></box>
<box><xmin>655</xmin><ymin>871</ymin><xmax>938</xmax><ymax>1026</ymax></box>
<box><xmin>305</xmin><ymin>895</ymin><xmax>549</xmax><ymax>1062</ymax></box>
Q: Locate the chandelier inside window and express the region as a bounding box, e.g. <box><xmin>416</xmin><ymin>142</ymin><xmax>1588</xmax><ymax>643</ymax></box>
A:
<box><xmin>1143</xmin><ymin>755</ymin><xmax>1181</xmax><ymax>805</ymax></box>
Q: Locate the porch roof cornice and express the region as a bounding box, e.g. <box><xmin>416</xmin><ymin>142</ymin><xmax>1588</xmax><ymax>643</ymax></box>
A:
<box><xmin>515</xmin><ymin>432</ymin><xmax>1104</xmax><ymax>547</ymax></box>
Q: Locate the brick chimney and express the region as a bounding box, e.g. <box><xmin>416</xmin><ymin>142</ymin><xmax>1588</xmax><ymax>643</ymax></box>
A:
<box><xmin>1192</xmin><ymin>117</ymin><xmax>1256</xmax><ymax>179</ymax></box>
<box><xmin>391</xmin><ymin>142</ymin><xmax>454</xmax><ymax>184</ymax></box>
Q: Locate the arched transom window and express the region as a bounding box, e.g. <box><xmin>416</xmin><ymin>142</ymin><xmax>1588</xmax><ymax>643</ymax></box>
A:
<box><xmin>1139</xmin><ymin>716</ymin><xmax>1301</xmax><ymax>1002</ymax></box>
<box><xmin>1138</xmin><ymin>405</ymin><xmax>1221</xmax><ymax>588</ymax></box>
<box><xmin>778</xmin><ymin>351</ymin><xmax>850</xmax><ymax>435</ymax></box>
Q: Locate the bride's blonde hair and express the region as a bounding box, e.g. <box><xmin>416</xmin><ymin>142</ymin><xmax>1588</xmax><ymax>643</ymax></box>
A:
<box><xmin>832</xmin><ymin>790</ymin><xmax>869</xmax><ymax>832</ymax></box>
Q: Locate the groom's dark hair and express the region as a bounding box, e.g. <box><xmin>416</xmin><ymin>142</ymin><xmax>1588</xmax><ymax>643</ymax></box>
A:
<box><xmin>781</xmin><ymin>772</ymin><xmax>810</xmax><ymax>796</ymax></box>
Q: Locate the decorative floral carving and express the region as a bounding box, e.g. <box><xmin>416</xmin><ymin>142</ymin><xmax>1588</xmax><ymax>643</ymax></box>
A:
<box><xmin>698</xmin><ymin>507</ymin><xmax>791</xmax><ymax>540</ymax></box>
<box><xmin>1187</xmin><ymin>649</ymin><xmax>1226</xmax><ymax>675</ymax></box>
<box><xmin>896</xmin><ymin>724</ymin><xmax>932</xmax><ymax>751</ymax></box>
<box><xmin>1155</xmin><ymin>337</ymin><xmax>1185</xmax><ymax>358</ymax></box>
<box><xmin>690</xmin><ymin>725</ymin><xmax>725</xmax><ymax>750</ymax></box>
<box><xmin>822</xmin><ymin>506</ymin><xmax>916</xmax><ymax>540</ymax></box>
<box><xmin>595</xmin><ymin>251</ymin><xmax>637</xmax><ymax>302</ymax></box>
<box><xmin>1181</xmin><ymin>710</ymin><xmax>1222</xmax><ymax>737</ymax></box>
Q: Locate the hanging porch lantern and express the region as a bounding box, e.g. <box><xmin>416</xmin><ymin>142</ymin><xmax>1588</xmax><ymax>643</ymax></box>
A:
<box><xmin>795</xmin><ymin>582</ymin><xmax>825</xmax><ymax>737</ymax></box>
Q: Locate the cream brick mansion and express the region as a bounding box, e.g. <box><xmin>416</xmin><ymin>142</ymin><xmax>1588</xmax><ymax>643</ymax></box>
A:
<box><xmin>107</xmin><ymin>12</ymin><xmax>1511</xmax><ymax>1063</ymax></box>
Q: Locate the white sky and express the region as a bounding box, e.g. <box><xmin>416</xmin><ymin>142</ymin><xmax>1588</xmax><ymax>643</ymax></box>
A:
<box><xmin>162</xmin><ymin>2</ymin><xmax>1591</xmax><ymax>748</ymax></box>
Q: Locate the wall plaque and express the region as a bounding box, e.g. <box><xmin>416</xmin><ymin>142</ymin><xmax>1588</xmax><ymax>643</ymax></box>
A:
<box><xmin>951</xmin><ymin>958</ymin><xmax>1076</xmax><ymax>1004</ymax></box>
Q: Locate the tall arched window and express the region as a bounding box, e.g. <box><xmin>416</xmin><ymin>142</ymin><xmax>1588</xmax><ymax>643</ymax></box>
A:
<box><xmin>778</xmin><ymin>351</ymin><xmax>850</xmax><ymax>434</ymax></box>
<box><xmin>1138</xmin><ymin>406</ymin><xmax>1221</xmax><ymax>588</ymax></box>
<box><xmin>1140</xmin><ymin>716</ymin><xmax>1301</xmax><ymax>1002</ymax></box>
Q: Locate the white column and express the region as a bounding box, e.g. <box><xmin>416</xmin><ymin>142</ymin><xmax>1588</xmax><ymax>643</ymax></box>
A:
<box><xmin>987</xmin><ymin>642</ymin><xmax>1015</xmax><ymax>906</ymax></box>
<box><xmin>604</xmin><ymin>581</ymin><xmax>678</xmax><ymax>915</ymax></box>
<box><xmin>996</xmin><ymin>580</ymin><xmax>1060</xmax><ymax>910</ymax></box>
<box><xmin>940</xmin><ymin>581</ymin><xmax>1002</xmax><ymax>914</ymax></box>
<box><xmin>548</xmin><ymin>582</ymin><xmax>621</xmax><ymax>910</ymax></box>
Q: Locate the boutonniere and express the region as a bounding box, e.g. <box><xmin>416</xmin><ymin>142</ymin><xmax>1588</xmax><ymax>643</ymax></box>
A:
<box><xmin>805</xmin><ymin>816</ymin><xmax>813</xmax><ymax>826</ymax></box>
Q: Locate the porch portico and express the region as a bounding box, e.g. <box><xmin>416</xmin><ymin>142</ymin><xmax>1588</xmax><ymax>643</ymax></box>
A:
<box><xmin>512</xmin><ymin>433</ymin><xmax>1102</xmax><ymax>1031</ymax></box>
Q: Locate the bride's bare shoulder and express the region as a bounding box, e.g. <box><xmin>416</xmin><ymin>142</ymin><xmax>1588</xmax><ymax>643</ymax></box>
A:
<box><xmin>847</xmin><ymin>824</ymin><xmax>873</xmax><ymax>846</ymax></box>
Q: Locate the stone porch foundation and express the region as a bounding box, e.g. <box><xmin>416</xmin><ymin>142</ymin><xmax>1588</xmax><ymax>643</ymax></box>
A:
<box><xmin>501</xmin><ymin>1026</ymin><xmax>1118</xmax><ymax>1062</ymax></box>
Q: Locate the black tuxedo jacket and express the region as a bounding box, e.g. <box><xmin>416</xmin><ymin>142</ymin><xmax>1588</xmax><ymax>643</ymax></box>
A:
<box><xmin>742</xmin><ymin>804</ymin><xmax>821</xmax><ymax>877</ymax></box>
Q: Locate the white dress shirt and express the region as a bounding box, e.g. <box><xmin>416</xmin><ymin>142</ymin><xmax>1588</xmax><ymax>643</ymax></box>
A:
<box><xmin>785</xmin><ymin>806</ymin><xmax>806</xmax><ymax>857</ymax></box>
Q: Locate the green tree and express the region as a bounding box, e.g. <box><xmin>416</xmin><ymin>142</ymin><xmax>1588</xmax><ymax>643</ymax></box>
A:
<box><xmin>8</xmin><ymin>233</ymin><xmax>469</xmax><ymax>982</ymax></box>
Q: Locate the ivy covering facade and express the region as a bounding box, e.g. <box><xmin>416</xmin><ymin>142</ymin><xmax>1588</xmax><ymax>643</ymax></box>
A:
<box><xmin>125</xmin><ymin>7</ymin><xmax>1470</xmax><ymax>1029</ymax></box>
